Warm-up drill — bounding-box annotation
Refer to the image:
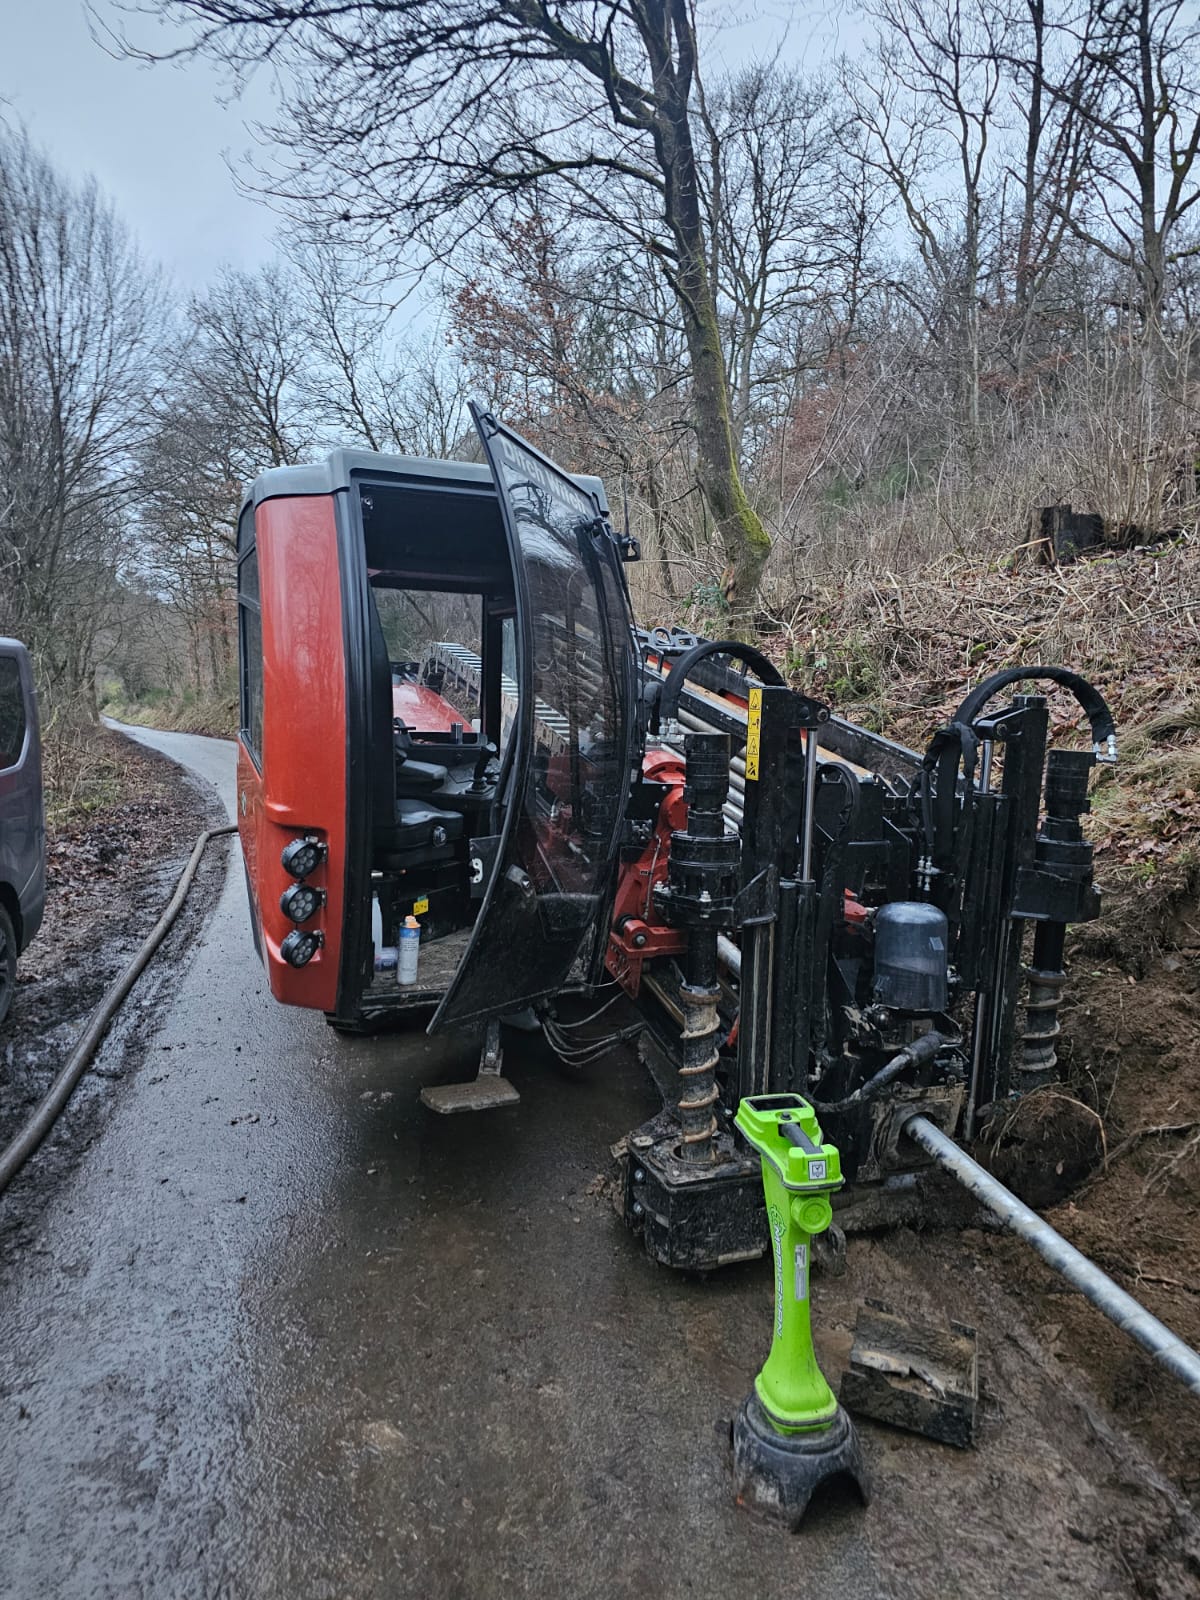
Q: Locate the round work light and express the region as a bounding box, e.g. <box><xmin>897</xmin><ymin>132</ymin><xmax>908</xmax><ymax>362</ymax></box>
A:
<box><xmin>282</xmin><ymin>837</ymin><xmax>326</xmax><ymax>880</ymax></box>
<box><xmin>281</xmin><ymin>928</ymin><xmax>323</xmax><ymax>967</ymax></box>
<box><xmin>280</xmin><ymin>882</ymin><xmax>324</xmax><ymax>924</ymax></box>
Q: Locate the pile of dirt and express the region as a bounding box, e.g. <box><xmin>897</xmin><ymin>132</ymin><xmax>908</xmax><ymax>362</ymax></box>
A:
<box><xmin>0</xmin><ymin>728</ymin><xmax>219</xmax><ymax>1233</ymax></box>
<box><xmin>1018</xmin><ymin>944</ymin><xmax>1200</xmax><ymax>1497</ymax></box>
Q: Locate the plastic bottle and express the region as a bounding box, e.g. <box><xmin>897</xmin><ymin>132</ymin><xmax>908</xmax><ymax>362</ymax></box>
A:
<box><xmin>397</xmin><ymin>915</ymin><xmax>421</xmax><ymax>985</ymax></box>
<box><xmin>371</xmin><ymin>892</ymin><xmax>397</xmax><ymax>979</ymax></box>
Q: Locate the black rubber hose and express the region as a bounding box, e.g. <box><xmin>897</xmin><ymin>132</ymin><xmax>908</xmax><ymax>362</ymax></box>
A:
<box><xmin>0</xmin><ymin>824</ymin><xmax>238</xmax><ymax>1195</ymax></box>
<box><xmin>952</xmin><ymin>666</ymin><xmax>1117</xmax><ymax>753</ymax></box>
<box><xmin>656</xmin><ymin>639</ymin><xmax>784</xmax><ymax>723</ymax></box>
<box><xmin>812</xmin><ymin>1029</ymin><xmax>946</xmax><ymax>1115</ymax></box>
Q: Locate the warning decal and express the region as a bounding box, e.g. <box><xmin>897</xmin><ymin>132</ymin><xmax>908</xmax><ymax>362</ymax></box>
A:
<box><xmin>746</xmin><ymin>687</ymin><xmax>762</xmax><ymax>781</ymax></box>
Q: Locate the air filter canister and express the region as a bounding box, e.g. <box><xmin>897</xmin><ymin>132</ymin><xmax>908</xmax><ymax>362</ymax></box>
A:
<box><xmin>872</xmin><ymin>902</ymin><xmax>950</xmax><ymax>1013</ymax></box>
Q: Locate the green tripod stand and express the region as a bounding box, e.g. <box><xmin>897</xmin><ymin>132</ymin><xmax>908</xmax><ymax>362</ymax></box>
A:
<box><xmin>732</xmin><ymin>1094</ymin><xmax>870</xmax><ymax>1527</ymax></box>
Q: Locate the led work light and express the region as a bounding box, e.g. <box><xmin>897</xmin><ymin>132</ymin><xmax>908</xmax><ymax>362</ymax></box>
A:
<box><xmin>281</xmin><ymin>837</ymin><xmax>326</xmax><ymax>880</ymax></box>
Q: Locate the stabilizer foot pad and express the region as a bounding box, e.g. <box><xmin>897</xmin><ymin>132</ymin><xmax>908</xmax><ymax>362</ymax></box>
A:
<box><xmin>420</xmin><ymin>1077</ymin><xmax>521</xmax><ymax>1114</ymax></box>
<box><xmin>732</xmin><ymin>1396</ymin><xmax>870</xmax><ymax>1529</ymax></box>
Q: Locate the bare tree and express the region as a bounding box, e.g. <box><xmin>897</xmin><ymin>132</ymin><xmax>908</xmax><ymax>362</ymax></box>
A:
<box><xmin>995</xmin><ymin>0</ymin><xmax>1097</xmax><ymax>375</ymax></box>
<box><xmin>0</xmin><ymin>120</ymin><xmax>163</xmax><ymax>711</ymax></box>
<box><xmin>846</xmin><ymin>0</ymin><xmax>1008</xmax><ymax>438</ymax></box>
<box><xmin>135</xmin><ymin>264</ymin><xmax>313</xmax><ymax>700</ymax></box>
<box><xmin>696</xmin><ymin>67</ymin><xmax>839</xmax><ymax>456</ymax></box>
<box><xmin>182</xmin><ymin>263</ymin><xmax>312</xmax><ymax>469</ymax></box>
<box><xmin>1051</xmin><ymin>0</ymin><xmax>1200</xmax><ymax>333</ymax></box>
<box><xmin>113</xmin><ymin>0</ymin><xmax>783</xmax><ymax>615</ymax></box>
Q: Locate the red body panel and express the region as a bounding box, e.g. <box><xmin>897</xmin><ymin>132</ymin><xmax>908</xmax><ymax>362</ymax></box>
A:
<box><xmin>238</xmin><ymin>495</ymin><xmax>346</xmax><ymax>1010</ymax></box>
<box><xmin>392</xmin><ymin>679</ymin><xmax>465</xmax><ymax>732</ymax></box>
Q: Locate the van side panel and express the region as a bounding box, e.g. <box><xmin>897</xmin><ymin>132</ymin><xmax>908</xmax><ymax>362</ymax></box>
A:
<box><xmin>250</xmin><ymin>495</ymin><xmax>347</xmax><ymax>1010</ymax></box>
<box><xmin>0</xmin><ymin>641</ymin><xmax>45</xmax><ymax>951</ymax></box>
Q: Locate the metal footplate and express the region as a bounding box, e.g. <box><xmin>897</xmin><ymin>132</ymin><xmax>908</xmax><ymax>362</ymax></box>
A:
<box><xmin>420</xmin><ymin>1019</ymin><xmax>521</xmax><ymax>1114</ymax></box>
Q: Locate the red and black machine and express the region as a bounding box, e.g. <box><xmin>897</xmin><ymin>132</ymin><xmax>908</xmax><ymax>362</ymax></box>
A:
<box><xmin>237</xmin><ymin>406</ymin><xmax>1116</xmax><ymax>1270</ymax></box>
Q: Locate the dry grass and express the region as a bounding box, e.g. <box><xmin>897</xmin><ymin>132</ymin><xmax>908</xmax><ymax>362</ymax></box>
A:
<box><xmin>41</xmin><ymin>722</ymin><xmax>136</xmax><ymax>832</ymax></box>
<box><xmin>102</xmin><ymin>692</ymin><xmax>237</xmax><ymax>740</ymax></box>
<box><xmin>760</xmin><ymin>530</ymin><xmax>1197</xmax><ymax>850</ymax></box>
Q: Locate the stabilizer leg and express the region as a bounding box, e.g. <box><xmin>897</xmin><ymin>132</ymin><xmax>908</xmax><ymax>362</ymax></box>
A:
<box><xmin>420</xmin><ymin>1018</ymin><xmax>520</xmax><ymax>1113</ymax></box>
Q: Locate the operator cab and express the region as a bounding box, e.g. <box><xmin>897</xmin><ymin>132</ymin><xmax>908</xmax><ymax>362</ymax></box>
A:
<box><xmin>236</xmin><ymin>408</ymin><xmax>638</xmax><ymax>1045</ymax></box>
<box><xmin>361</xmin><ymin>478</ymin><xmax>519</xmax><ymax>1003</ymax></box>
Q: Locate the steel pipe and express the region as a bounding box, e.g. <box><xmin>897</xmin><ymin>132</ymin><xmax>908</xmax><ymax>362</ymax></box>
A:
<box><xmin>717</xmin><ymin>933</ymin><xmax>742</xmax><ymax>978</ymax></box>
<box><xmin>905</xmin><ymin>1113</ymin><xmax>1200</xmax><ymax>1397</ymax></box>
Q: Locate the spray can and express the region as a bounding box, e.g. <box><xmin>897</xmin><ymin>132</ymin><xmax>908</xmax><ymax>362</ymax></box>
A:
<box><xmin>397</xmin><ymin>915</ymin><xmax>421</xmax><ymax>986</ymax></box>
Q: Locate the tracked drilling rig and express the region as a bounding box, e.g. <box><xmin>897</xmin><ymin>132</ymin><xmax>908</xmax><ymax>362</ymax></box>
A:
<box><xmin>235</xmin><ymin>406</ymin><xmax>1112</xmax><ymax>1275</ymax></box>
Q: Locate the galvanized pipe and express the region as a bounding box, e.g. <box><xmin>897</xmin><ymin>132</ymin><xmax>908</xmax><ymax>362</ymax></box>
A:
<box><xmin>905</xmin><ymin>1113</ymin><xmax>1200</xmax><ymax>1397</ymax></box>
<box><xmin>717</xmin><ymin>933</ymin><xmax>742</xmax><ymax>978</ymax></box>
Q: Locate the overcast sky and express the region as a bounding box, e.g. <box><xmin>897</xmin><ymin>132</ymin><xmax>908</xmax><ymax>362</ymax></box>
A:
<box><xmin>1</xmin><ymin>2</ymin><xmax>864</xmax><ymax>293</ymax></box>
<box><xmin>2</xmin><ymin>0</ymin><xmax>278</xmax><ymax>287</ymax></box>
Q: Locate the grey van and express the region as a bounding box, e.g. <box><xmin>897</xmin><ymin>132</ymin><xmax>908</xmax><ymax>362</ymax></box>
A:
<box><xmin>0</xmin><ymin>640</ymin><xmax>45</xmax><ymax>1023</ymax></box>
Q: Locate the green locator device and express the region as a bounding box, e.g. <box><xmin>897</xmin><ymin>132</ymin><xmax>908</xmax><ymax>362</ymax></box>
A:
<box><xmin>732</xmin><ymin>1093</ymin><xmax>869</xmax><ymax>1527</ymax></box>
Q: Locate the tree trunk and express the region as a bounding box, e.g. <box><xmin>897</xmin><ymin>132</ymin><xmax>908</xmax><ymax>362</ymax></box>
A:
<box><xmin>654</xmin><ymin>19</ymin><xmax>771</xmax><ymax>621</ymax></box>
<box><xmin>680</xmin><ymin>284</ymin><xmax>770</xmax><ymax>614</ymax></box>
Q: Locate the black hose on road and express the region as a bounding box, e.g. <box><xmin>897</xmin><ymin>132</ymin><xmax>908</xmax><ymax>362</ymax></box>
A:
<box><xmin>0</xmin><ymin>824</ymin><xmax>238</xmax><ymax>1196</ymax></box>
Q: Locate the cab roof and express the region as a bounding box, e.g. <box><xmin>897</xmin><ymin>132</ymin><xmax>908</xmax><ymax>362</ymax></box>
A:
<box><xmin>241</xmin><ymin>448</ymin><xmax>609</xmax><ymax>516</ymax></box>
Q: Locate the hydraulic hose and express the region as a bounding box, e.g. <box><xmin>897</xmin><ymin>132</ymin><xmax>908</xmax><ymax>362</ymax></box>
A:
<box><xmin>812</xmin><ymin>1030</ymin><xmax>947</xmax><ymax>1115</ymax></box>
<box><xmin>952</xmin><ymin>666</ymin><xmax>1117</xmax><ymax>761</ymax></box>
<box><xmin>0</xmin><ymin>823</ymin><xmax>238</xmax><ymax>1196</ymax></box>
<box><xmin>655</xmin><ymin>638</ymin><xmax>784</xmax><ymax>725</ymax></box>
<box><xmin>905</xmin><ymin>1112</ymin><xmax>1200</xmax><ymax>1397</ymax></box>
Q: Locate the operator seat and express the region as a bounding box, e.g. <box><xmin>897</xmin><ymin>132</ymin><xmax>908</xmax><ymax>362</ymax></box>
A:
<box><xmin>367</xmin><ymin>587</ymin><xmax>463</xmax><ymax>866</ymax></box>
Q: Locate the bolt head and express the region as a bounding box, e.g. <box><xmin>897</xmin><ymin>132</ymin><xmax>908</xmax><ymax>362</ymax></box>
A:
<box><xmin>633</xmin><ymin>1168</ymin><xmax>645</xmax><ymax>1184</ymax></box>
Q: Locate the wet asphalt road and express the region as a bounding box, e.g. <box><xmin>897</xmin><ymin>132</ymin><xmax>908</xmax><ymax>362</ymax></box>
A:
<box><xmin>1</xmin><ymin>726</ymin><xmax>882</xmax><ymax>1600</ymax></box>
<box><xmin>6</xmin><ymin>727</ymin><xmax>1192</xmax><ymax>1599</ymax></box>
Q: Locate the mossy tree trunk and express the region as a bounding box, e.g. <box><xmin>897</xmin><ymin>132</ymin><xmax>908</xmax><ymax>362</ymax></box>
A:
<box><xmin>646</xmin><ymin>0</ymin><xmax>771</xmax><ymax>621</ymax></box>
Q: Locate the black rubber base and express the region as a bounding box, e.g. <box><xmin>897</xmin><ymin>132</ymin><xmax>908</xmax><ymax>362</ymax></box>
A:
<box><xmin>731</xmin><ymin>1395</ymin><xmax>870</xmax><ymax>1529</ymax></box>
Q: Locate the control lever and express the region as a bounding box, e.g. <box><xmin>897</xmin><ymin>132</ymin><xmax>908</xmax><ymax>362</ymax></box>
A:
<box><xmin>469</xmin><ymin>740</ymin><xmax>498</xmax><ymax>792</ymax></box>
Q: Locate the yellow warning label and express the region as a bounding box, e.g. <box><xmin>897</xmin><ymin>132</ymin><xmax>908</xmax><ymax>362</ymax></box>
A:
<box><xmin>413</xmin><ymin>897</ymin><xmax>430</xmax><ymax>916</ymax></box>
<box><xmin>746</xmin><ymin>687</ymin><xmax>762</xmax><ymax>781</ymax></box>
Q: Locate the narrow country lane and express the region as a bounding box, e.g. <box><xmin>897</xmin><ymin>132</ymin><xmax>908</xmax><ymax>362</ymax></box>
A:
<box><xmin>2</xmin><ymin>728</ymin><xmax>1190</xmax><ymax>1599</ymax></box>
<box><xmin>1</xmin><ymin>727</ymin><xmax>881</xmax><ymax>1600</ymax></box>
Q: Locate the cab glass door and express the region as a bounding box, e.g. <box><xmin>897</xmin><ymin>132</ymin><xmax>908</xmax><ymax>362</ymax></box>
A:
<box><xmin>429</xmin><ymin>408</ymin><xmax>637</xmax><ymax>1029</ymax></box>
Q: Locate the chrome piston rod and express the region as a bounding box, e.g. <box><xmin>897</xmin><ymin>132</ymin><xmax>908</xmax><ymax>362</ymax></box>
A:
<box><xmin>905</xmin><ymin>1113</ymin><xmax>1200</xmax><ymax>1397</ymax></box>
